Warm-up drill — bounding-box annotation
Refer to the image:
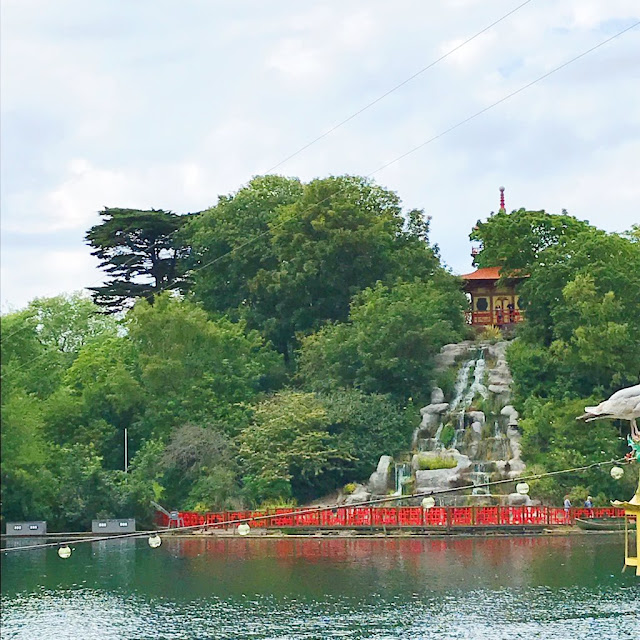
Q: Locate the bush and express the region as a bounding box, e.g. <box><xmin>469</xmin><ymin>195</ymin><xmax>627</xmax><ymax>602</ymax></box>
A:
<box><xmin>343</xmin><ymin>482</ymin><xmax>357</xmax><ymax>495</ymax></box>
<box><xmin>435</xmin><ymin>367</ymin><xmax>457</xmax><ymax>402</ymax></box>
<box><xmin>417</xmin><ymin>454</ymin><xmax>457</xmax><ymax>470</ymax></box>
<box><xmin>478</xmin><ymin>326</ymin><xmax>502</xmax><ymax>343</ymax></box>
<box><xmin>440</xmin><ymin>424</ymin><xmax>455</xmax><ymax>448</ymax></box>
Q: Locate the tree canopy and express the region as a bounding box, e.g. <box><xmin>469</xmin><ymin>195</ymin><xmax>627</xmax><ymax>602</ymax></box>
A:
<box><xmin>86</xmin><ymin>208</ymin><xmax>193</xmax><ymax>312</ymax></box>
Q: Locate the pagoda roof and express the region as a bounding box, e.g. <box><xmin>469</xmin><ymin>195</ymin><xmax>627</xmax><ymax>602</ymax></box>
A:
<box><xmin>461</xmin><ymin>266</ymin><xmax>528</xmax><ymax>281</ymax></box>
<box><xmin>461</xmin><ymin>266</ymin><xmax>502</xmax><ymax>280</ymax></box>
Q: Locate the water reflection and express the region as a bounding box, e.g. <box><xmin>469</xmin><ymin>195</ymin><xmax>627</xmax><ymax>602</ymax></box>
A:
<box><xmin>2</xmin><ymin>535</ymin><xmax>637</xmax><ymax>640</ymax></box>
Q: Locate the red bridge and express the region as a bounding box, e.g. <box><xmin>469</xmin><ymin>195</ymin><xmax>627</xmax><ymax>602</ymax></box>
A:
<box><xmin>157</xmin><ymin>505</ymin><xmax>627</xmax><ymax>531</ymax></box>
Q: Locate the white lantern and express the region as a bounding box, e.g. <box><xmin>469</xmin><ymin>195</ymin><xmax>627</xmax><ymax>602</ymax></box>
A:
<box><xmin>57</xmin><ymin>545</ymin><xmax>72</xmax><ymax>559</ymax></box>
<box><xmin>610</xmin><ymin>466</ymin><xmax>624</xmax><ymax>480</ymax></box>
<box><xmin>516</xmin><ymin>482</ymin><xmax>530</xmax><ymax>495</ymax></box>
<box><xmin>148</xmin><ymin>534</ymin><xmax>162</xmax><ymax>548</ymax></box>
<box><xmin>421</xmin><ymin>496</ymin><xmax>436</xmax><ymax>510</ymax></box>
<box><xmin>237</xmin><ymin>523</ymin><xmax>251</xmax><ymax>536</ymax></box>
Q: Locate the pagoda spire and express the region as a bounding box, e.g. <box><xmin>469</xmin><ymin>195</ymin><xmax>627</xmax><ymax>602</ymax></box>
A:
<box><xmin>499</xmin><ymin>186</ymin><xmax>506</xmax><ymax>213</ymax></box>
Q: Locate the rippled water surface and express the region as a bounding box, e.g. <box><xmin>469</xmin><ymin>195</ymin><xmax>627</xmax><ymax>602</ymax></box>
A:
<box><xmin>2</xmin><ymin>534</ymin><xmax>638</xmax><ymax>639</ymax></box>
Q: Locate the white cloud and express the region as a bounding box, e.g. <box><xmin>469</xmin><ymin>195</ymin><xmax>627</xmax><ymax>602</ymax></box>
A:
<box><xmin>1</xmin><ymin>0</ymin><xmax>639</xmax><ymax>310</ymax></box>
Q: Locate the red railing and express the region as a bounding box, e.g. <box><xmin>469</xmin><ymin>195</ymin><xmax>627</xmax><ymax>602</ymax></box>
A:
<box><xmin>155</xmin><ymin>505</ymin><xmax>626</xmax><ymax>530</ymax></box>
<box><xmin>465</xmin><ymin>310</ymin><xmax>525</xmax><ymax>326</ymax></box>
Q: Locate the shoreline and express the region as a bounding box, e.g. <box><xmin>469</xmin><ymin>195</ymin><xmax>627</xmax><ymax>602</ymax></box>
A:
<box><xmin>1</xmin><ymin>527</ymin><xmax>624</xmax><ymax>543</ymax></box>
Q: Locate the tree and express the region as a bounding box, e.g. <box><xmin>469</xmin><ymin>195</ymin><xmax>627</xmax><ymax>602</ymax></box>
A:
<box><xmin>298</xmin><ymin>276</ymin><xmax>468</xmax><ymax>402</ymax></box>
<box><xmin>160</xmin><ymin>423</ymin><xmax>241</xmax><ymax>511</ymax></box>
<box><xmin>126</xmin><ymin>294</ymin><xmax>283</xmax><ymax>438</ymax></box>
<box><xmin>187</xmin><ymin>175</ymin><xmax>439</xmax><ymax>357</ymax></box>
<box><xmin>237</xmin><ymin>392</ymin><xmax>354</xmax><ymax>504</ymax></box>
<box><xmin>86</xmin><ymin>208</ymin><xmax>193</xmax><ymax>312</ymax></box>
<box><xmin>470</xmin><ymin>208</ymin><xmax>591</xmax><ymax>272</ymax></box>
<box><xmin>320</xmin><ymin>390</ymin><xmax>413</xmax><ymax>482</ymax></box>
<box><xmin>186</xmin><ymin>175</ymin><xmax>304</xmax><ymax>316</ymax></box>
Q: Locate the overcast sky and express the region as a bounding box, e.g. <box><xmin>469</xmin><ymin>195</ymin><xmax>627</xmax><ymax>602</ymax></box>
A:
<box><xmin>2</xmin><ymin>0</ymin><xmax>639</xmax><ymax>311</ymax></box>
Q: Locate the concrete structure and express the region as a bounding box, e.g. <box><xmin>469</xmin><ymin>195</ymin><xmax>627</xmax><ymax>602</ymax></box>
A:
<box><xmin>6</xmin><ymin>521</ymin><xmax>47</xmax><ymax>536</ymax></box>
<box><xmin>91</xmin><ymin>518</ymin><xmax>136</xmax><ymax>534</ymax></box>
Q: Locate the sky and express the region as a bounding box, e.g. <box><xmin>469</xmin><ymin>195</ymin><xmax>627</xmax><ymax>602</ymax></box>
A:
<box><xmin>1</xmin><ymin>0</ymin><xmax>639</xmax><ymax>312</ymax></box>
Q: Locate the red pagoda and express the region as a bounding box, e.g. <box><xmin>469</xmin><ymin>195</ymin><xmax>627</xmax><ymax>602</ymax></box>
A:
<box><xmin>462</xmin><ymin>187</ymin><xmax>526</xmax><ymax>329</ymax></box>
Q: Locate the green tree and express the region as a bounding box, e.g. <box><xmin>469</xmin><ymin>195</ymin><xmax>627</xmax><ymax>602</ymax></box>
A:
<box><xmin>470</xmin><ymin>208</ymin><xmax>591</xmax><ymax>272</ymax></box>
<box><xmin>237</xmin><ymin>391</ymin><xmax>354</xmax><ymax>504</ymax></box>
<box><xmin>86</xmin><ymin>208</ymin><xmax>193</xmax><ymax>312</ymax></box>
<box><xmin>298</xmin><ymin>277</ymin><xmax>467</xmax><ymax>401</ymax></box>
<box><xmin>188</xmin><ymin>175</ymin><xmax>439</xmax><ymax>358</ymax></box>
<box><xmin>320</xmin><ymin>390</ymin><xmax>413</xmax><ymax>482</ymax></box>
<box><xmin>187</xmin><ymin>175</ymin><xmax>304</xmax><ymax>316</ymax></box>
<box><xmin>126</xmin><ymin>294</ymin><xmax>282</xmax><ymax>438</ymax></box>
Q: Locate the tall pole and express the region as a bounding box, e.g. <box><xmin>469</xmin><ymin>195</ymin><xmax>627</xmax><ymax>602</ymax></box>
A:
<box><xmin>124</xmin><ymin>427</ymin><xmax>128</xmax><ymax>473</ymax></box>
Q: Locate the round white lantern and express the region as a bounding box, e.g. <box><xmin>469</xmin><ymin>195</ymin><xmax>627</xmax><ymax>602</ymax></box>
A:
<box><xmin>610</xmin><ymin>466</ymin><xmax>624</xmax><ymax>480</ymax></box>
<box><xmin>57</xmin><ymin>545</ymin><xmax>72</xmax><ymax>559</ymax></box>
<box><xmin>237</xmin><ymin>523</ymin><xmax>251</xmax><ymax>536</ymax></box>
<box><xmin>516</xmin><ymin>482</ymin><xmax>530</xmax><ymax>495</ymax></box>
<box><xmin>148</xmin><ymin>534</ymin><xmax>162</xmax><ymax>548</ymax></box>
<box><xmin>421</xmin><ymin>496</ymin><xmax>436</xmax><ymax>510</ymax></box>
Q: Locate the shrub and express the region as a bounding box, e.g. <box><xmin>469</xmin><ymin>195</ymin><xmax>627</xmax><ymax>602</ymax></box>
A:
<box><xmin>343</xmin><ymin>482</ymin><xmax>357</xmax><ymax>495</ymax></box>
<box><xmin>478</xmin><ymin>326</ymin><xmax>502</xmax><ymax>343</ymax></box>
<box><xmin>417</xmin><ymin>454</ymin><xmax>457</xmax><ymax>470</ymax></box>
<box><xmin>440</xmin><ymin>424</ymin><xmax>455</xmax><ymax>448</ymax></box>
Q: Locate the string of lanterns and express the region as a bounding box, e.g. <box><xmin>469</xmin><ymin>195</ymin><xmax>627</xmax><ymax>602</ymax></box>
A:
<box><xmin>15</xmin><ymin>456</ymin><xmax>628</xmax><ymax>560</ymax></box>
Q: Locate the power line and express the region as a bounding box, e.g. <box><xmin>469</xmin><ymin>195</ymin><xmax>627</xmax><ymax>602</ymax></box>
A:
<box><xmin>2</xmin><ymin>20</ymin><xmax>637</xmax><ymax>380</ymax></box>
<box><xmin>175</xmin><ymin>20</ymin><xmax>640</xmax><ymax>287</ymax></box>
<box><xmin>0</xmin><ymin>0</ymin><xmax>536</xmax><ymax>347</ymax></box>
<box><xmin>2</xmin><ymin>456</ymin><xmax>630</xmax><ymax>554</ymax></box>
<box><xmin>263</xmin><ymin>0</ymin><xmax>537</xmax><ymax>174</ymax></box>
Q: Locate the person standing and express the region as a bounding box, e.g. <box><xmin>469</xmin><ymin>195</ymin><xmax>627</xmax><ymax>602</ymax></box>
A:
<box><xmin>564</xmin><ymin>495</ymin><xmax>572</xmax><ymax>513</ymax></box>
<box><xmin>584</xmin><ymin>496</ymin><xmax>593</xmax><ymax>509</ymax></box>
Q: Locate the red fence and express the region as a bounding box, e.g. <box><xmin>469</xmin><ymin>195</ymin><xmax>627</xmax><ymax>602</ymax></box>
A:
<box><xmin>156</xmin><ymin>505</ymin><xmax>626</xmax><ymax>530</ymax></box>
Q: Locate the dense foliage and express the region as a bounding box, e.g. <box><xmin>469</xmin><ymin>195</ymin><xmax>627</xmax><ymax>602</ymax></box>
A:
<box><xmin>473</xmin><ymin>208</ymin><xmax>640</xmax><ymax>501</ymax></box>
<box><xmin>4</xmin><ymin>184</ymin><xmax>636</xmax><ymax>530</ymax></box>
<box><xmin>86</xmin><ymin>207</ymin><xmax>193</xmax><ymax>312</ymax></box>
<box><xmin>2</xmin><ymin>175</ymin><xmax>463</xmax><ymax>530</ymax></box>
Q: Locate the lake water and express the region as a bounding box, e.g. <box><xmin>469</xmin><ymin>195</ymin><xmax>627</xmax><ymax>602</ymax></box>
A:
<box><xmin>1</xmin><ymin>534</ymin><xmax>638</xmax><ymax>639</ymax></box>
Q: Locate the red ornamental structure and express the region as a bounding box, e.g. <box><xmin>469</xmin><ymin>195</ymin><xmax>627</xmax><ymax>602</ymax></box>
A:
<box><xmin>463</xmin><ymin>187</ymin><xmax>526</xmax><ymax>328</ymax></box>
<box><xmin>461</xmin><ymin>266</ymin><xmax>525</xmax><ymax>328</ymax></box>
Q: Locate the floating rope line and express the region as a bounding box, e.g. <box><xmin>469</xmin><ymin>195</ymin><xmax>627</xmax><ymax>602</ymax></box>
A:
<box><xmin>3</xmin><ymin>456</ymin><xmax>631</xmax><ymax>554</ymax></box>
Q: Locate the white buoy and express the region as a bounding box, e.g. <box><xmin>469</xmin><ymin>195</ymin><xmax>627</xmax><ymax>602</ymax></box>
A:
<box><xmin>516</xmin><ymin>482</ymin><xmax>530</xmax><ymax>495</ymax></box>
<box><xmin>148</xmin><ymin>534</ymin><xmax>162</xmax><ymax>548</ymax></box>
<box><xmin>610</xmin><ymin>466</ymin><xmax>624</xmax><ymax>480</ymax></box>
<box><xmin>421</xmin><ymin>497</ymin><xmax>436</xmax><ymax>510</ymax></box>
<box><xmin>237</xmin><ymin>523</ymin><xmax>251</xmax><ymax>536</ymax></box>
<box><xmin>57</xmin><ymin>545</ymin><xmax>72</xmax><ymax>559</ymax></box>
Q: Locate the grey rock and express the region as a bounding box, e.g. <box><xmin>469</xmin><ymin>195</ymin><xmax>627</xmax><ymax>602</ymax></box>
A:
<box><xmin>420</xmin><ymin>403</ymin><xmax>450</xmax><ymax>416</ymax></box>
<box><xmin>471</xmin><ymin>421</ymin><xmax>483</xmax><ymax>437</ymax></box>
<box><xmin>431</xmin><ymin>387</ymin><xmax>445</xmax><ymax>404</ymax></box>
<box><xmin>344</xmin><ymin>485</ymin><xmax>371</xmax><ymax>505</ymax></box>
<box><xmin>415</xmin><ymin>468</ymin><xmax>458</xmax><ymax>490</ymax></box>
<box><xmin>501</xmin><ymin>405</ymin><xmax>519</xmax><ymax>426</ymax></box>
<box><xmin>506</xmin><ymin>492</ymin><xmax>531</xmax><ymax>506</ymax></box>
<box><xmin>368</xmin><ymin>455</ymin><xmax>393</xmax><ymax>495</ymax></box>
<box><xmin>467</xmin><ymin>411</ymin><xmax>485</xmax><ymax>425</ymax></box>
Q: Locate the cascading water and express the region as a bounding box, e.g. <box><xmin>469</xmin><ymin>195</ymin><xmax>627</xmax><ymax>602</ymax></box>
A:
<box><xmin>471</xmin><ymin>463</ymin><xmax>491</xmax><ymax>496</ymax></box>
<box><xmin>394</xmin><ymin>463</ymin><xmax>411</xmax><ymax>495</ymax></box>
<box><xmin>449</xmin><ymin>360</ymin><xmax>475</xmax><ymax>411</ymax></box>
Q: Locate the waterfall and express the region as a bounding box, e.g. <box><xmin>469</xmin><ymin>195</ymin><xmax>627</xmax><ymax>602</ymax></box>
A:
<box><xmin>449</xmin><ymin>359</ymin><xmax>475</xmax><ymax>411</ymax></box>
<box><xmin>394</xmin><ymin>463</ymin><xmax>411</xmax><ymax>495</ymax></box>
<box><xmin>471</xmin><ymin>463</ymin><xmax>491</xmax><ymax>496</ymax></box>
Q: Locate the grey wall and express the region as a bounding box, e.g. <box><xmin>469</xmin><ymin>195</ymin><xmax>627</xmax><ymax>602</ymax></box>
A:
<box><xmin>91</xmin><ymin>518</ymin><xmax>136</xmax><ymax>534</ymax></box>
<box><xmin>6</xmin><ymin>521</ymin><xmax>47</xmax><ymax>536</ymax></box>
